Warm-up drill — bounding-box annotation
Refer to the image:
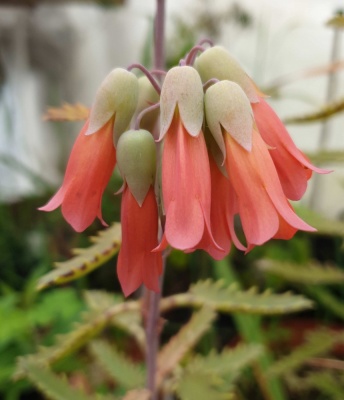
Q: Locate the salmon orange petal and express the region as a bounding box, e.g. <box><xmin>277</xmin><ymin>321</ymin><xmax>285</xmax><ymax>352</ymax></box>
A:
<box><xmin>117</xmin><ymin>186</ymin><xmax>162</xmax><ymax>297</ymax></box>
<box><xmin>40</xmin><ymin>118</ymin><xmax>116</xmax><ymax>232</ymax></box>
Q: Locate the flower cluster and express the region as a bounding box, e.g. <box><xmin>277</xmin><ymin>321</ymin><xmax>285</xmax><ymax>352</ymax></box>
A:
<box><xmin>40</xmin><ymin>45</ymin><xmax>328</xmax><ymax>296</ymax></box>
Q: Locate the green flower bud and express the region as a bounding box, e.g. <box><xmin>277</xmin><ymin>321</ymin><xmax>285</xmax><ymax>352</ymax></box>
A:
<box><xmin>205</xmin><ymin>80</ymin><xmax>254</xmax><ymax>157</ymax></box>
<box><xmin>136</xmin><ymin>76</ymin><xmax>160</xmax><ymax>114</ymax></box>
<box><xmin>134</xmin><ymin>76</ymin><xmax>160</xmax><ymax>132</ymax></box>
<box><xmin>86</xmin><ymin>68</ymin><xmax>139</xmax><ymax>143</ymax></box>
<box><xmin>116</xmin><ymin>129</ymin><xmax>156</xmax><ymax>206</ymax></box>
<box><xmin>195</xmin><ymin>46</ymin><xmax>260</xmax><ymax>103</ymax></box>
<box><xmin>160</xmin><ymin>66</ymin><xmax>203</xmax><ymax>139</ymax></box>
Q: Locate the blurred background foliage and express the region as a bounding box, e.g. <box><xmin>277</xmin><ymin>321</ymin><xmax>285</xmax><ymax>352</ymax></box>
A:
<box><xmin>1</xmin><ymin>1</ymin><xmax>344</xmax><ymax>400</ymax></box>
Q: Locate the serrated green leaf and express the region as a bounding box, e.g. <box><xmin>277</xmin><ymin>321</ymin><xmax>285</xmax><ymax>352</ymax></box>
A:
<box><xmin>161</xmin><ymin>280</ymin><xmax>312</xmax><ymax>315</ymax></box>
<box><xmin>14</xmin><ymin>300</ymin><xmax>140</xmax><ymax>380</ymax></box>
<box><xmin>156</xmin><ymin>307</ymin><xmax>216</xmax><ymax>385</ymax></box>
<box><xmin>188</xmin><ymin>343</ymin><xmax>263</xmax><ymax>387</ymax></box>
<box><xmin>89</xmin><ymin>340</ymin><xmax>145</xmax><ymax>390</ymax></box>
<box><xmin>257</xmin><ymin>259</ymin><xmax>344</xmax><ymax>285</ymax></box>
<box><xmin>37</xmin><ymin>223</ymin><xmax>121</xmax><ymax>290</ymax></box>
<box><xmin>84</xmin><ymin>291</ymin><xmax>145</xmax><ymax>349</ymax></box>
<box><xmin>84</xmin><ymin>290</ymin><xmax>123</xmax><ymax>310</ymax></box>
<box><xmin>213</xmin><ymin>258</ymin><xmax>288</xmax><ymax>400</ymax></box>
<box><xmin>294</xmin><ymin>207</ymin><xmax>344</xmax><ymax>238</ymax></box>
<box><xmin>267</xmin><ymin>329</ymin><xmax>344</xmax><ymax>377</ymax></box>
<box><xmin>177</xmin><ymin>344</ymin><xmax>262</xmax><ymax>398</ymax></box>
<box><xmin>176</xmin><ymin>367</ymin><xmax>231</xmax><ymax>400</ymax></box>
<box><xmin>18</xmin><ymin>360</ymin><xmax>94</xmax><ymax>400</ymax></box>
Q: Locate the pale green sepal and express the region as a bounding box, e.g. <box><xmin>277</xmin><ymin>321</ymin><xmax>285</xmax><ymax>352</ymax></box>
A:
<box><xmin>136</xmin><ymin>76</ymin><xmax>160</xmax><ymax>115</ymax></box>
<box><xmin>205</xmin><ymin>81</ymin><xmax>253</xmax><ymax>153</ymax></box>
<box><xmin>195</xmin><ymin>46</ymin><xmax>260</xmax><ymax>103</ymax></box>
<box><xmin>86</xmin><ymin>68</ymin><xmax>139</xmax><ymax>142</ymax></box>
<box><xmin>116</xmin><ymin>129</ymin><xmax>156</xmax><ymax>206</ymax></box>
<box><xmin>160</xmin><ymin>66</ymin><xmax>203</xmax><ymax>139</ymax></box>
<box><xmin>134</xmin><ymin>76</ymin><xmax>160</xmax><ymax>132</ymax></box>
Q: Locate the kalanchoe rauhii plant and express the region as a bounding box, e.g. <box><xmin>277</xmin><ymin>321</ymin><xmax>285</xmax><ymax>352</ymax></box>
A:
<box><xmin>40</xmin><ymin>43</ymin><xmax>329</xmax><ymax>296</ymax></box>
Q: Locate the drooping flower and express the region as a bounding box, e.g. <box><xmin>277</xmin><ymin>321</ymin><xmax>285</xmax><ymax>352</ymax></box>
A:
<box><xmin>116</xmin><ymin>129</ymin><xmax>162</xmax><ymax>296</ymax></box>
<box><xmin>252</xmin><ymin>99</ymin><xmax>329</xmax><ymax>200</ymax></box>
<box><xmin>195</xmin><ymin>46</ymin><xmax>328</xmax><ymax>200</ymax></box>
<box><xmin>157</xmin><ymin>66</ymin><xmax>222</xmax><ymax>255</ymax></box>
<box><xmin>195</xmin><ymin>45</ymin><xmax>262</xmax><ymax>103</ymax></box>
<box><xmin>205</xmin><ymin>80</ymin><xmax>315</xmax><ymax>249</ymax></box>
<box><xmin>39</xmin><ymin>118</ymin><xmax>116</xmax><ymax>232</ymax></box>
<box><xmin>39</xmin><ymin>69</ymin><xmax>139</xmax><ymax>232</ymax></box>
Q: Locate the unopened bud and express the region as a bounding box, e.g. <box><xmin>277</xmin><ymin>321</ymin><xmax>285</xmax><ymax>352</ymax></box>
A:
<box><xmin>134</xmin><ymin>76</ymin><xmax>160</xmax><ymax>132</ymax></box>
<box><xmin>195</xmin><ymin>46</ymin><xmax>260</xmax><ymax>103</ymax></box>
<box><xmin>117</xmin><ymin>129</ymin><xmax>156</xmax><ymax>206</ymax></box>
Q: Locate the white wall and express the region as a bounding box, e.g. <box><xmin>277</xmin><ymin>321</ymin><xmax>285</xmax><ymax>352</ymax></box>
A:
<box><xmin>0</xmin><ymin>0</ymin><xmax>343</xmax><ymax>216</ymax></box>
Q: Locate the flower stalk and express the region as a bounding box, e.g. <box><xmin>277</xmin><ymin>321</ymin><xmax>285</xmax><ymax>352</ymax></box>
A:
<box><xmin>144</xmin><ymin>0</ymin><xmax>166</xmax><ymax>398</ymax></box>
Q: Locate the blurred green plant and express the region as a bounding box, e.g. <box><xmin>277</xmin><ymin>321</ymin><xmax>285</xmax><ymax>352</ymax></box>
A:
<box><xmin>12</xmin><ymin>217</ymin><xmax>338</xmax><ymax>399</ymax></box>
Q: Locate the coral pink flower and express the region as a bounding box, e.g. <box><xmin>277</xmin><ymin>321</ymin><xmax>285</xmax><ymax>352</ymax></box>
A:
<box><xmin>160</xmin><ymin>115</ymin><xmax>221</xmax><ymax>254</ymax></box>
<box><xmin>208</xmin><ymin>153</ymin><xmax>246</xmax><ymax>259</ymax></box>
<box><xmin>117</xmin><ymin>185</ymin><xmax>162</xmax><ymax>296</ymax></box>
<box><xmin>224</xmin><ymin>129</ymin><xmax>315</xmax><ymax>247</ymax></box>
<box><xmin>157</xmin><ymin>66</ymin><xmax>221</xmax><ymax>255</ymax></box>
<box><xmin>116</xmin><ymin>129</ymin><xmax>162</xmax><ymax>296</ymax></box>
<box><xmin>195</xmin><ymin>46</ymin><xmax>329</xmax><ymax>201</ymax></box>
<box><xmin>252</xmin><ymin>98</ymin><xmax>329</xmax><ymax>200</ymax></box>
<box><xmin>39</xmin><ymin>68</ymin><xmax>139</xmax><ymax>232</ymax></box>
<box><xmin>205</xmin><ymin>80</ymin><xmax>315</xmax><ymax>249</ymax></box>
<box><xmin>39</xmin><ymin>118</ymin><xmax>116</xmax><ymax>232</ymax></box>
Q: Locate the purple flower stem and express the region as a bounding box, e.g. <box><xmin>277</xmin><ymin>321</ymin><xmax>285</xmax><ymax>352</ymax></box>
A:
<box><xmin>144</xmin><ymin>254</ymin><xmax>166</xmax><ymax>399</ymax></box>
<box><xmin>154</xmin><ymin>0</ymin><xmax>165</xmax><ymax>72</ymax></box>
<box><xmin>127</xmin><ymin>63</ymin><xmax>161</xmax><ymax>95</ymax></box>
<box><xmin>144</xmin><ymin>1</ymin><xmax>166</xmax><ymax>398</ymax></box>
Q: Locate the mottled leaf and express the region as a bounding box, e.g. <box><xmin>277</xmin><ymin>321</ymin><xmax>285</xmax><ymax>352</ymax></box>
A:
<box><xmin>44</xmin><ymin>103</ymin><xmax>89</xmax><ymax>121</ymax></box>
<box><xmin>188</xmin><ymin>343</ymin><xmax>263</xmax><ymax>386</ymax></box>
<box><xmin>176</xmin><ymin>367</ymin><xmax>231</xmax><ymax>400</ymax></box>
<box><xmin>14</xmin><ymin>300</ymin><xmax>139</xmax><ymax>379</ymax></box>
<box><xmin>175</xmin><ymin>343</ymin><xmax>263</xmax><ymax>398</ymax></box>
<box><xmin>160</xmin><ymin>280</ymin><xmax>312</xmax><ymax>315</ymax></box>
<box><xmin>89</xmin><ymin>340</ymin><xmax>144</xmax><ymax>389</ymax></box>
<box><xmin>156</xmin><ymin>307</ymin><xmax>216</xmax><ymax>385</ymax></box>
<box><xmin>37</xmin><ymin>223</ymin><xmax>121</xmax><ymax>290</ymax></box>
<box><xmin>84</xmin><ymin>291</ymin><xmax>145</xmax><ymax>349</ymax></box>
<box><xmin>18</xmin><ymin>360</ymin><xmax>96</xmax><ymax>400</ymax></box>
